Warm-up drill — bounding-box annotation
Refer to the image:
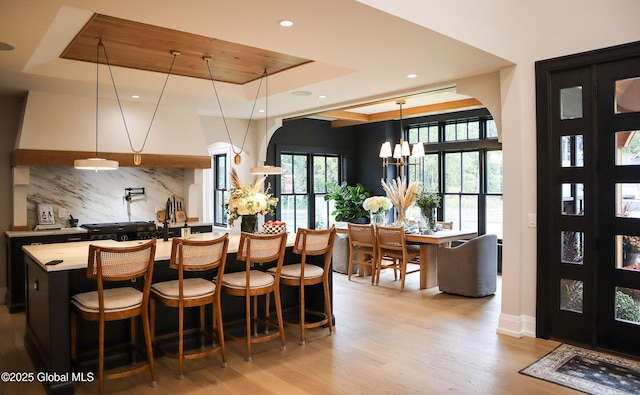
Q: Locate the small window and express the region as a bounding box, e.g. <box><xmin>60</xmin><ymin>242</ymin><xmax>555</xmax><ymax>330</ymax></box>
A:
<box><xmin>615</xmin><ymin>287</ymin><xmax>640</xmax><ymax>324</ymax></box>
<box><xmin>560</xmin><ymin>279</ymin><xmax>583</xmax><ymax>313</ymax></box>
<box><xmin>562</xmin><ymin>183</ymin><xmax>584</xmax><ymax>216</ymax></box>
<box><xmin>618</xmin><ymin>234</ymin><xmax>640</xmax><ymax>269</ymax></box>
<box><xmin>561</xmin><ymin>231</ymin><xmax>584</xmax><ymax>265</ymax></box>
<box><xmin>213</xmin><ymin>154</ymin><xmax>227</xmax><ymax>227</ymax></box>
<box><xmin>560</xmin><ymin>86</ymin><xmax>583</xmax><ymax>120</ymax></box>
<box><xmin>616</xmin><ymin>183</ymin><xmax>640</xmax><ymax>218</ymax></box>
<box><xmin>615</xmin><ymin>77</ymin><xmax>640</xmax><ymax>114</ymax></box>
<box><xmin>615</xmin><ymin>130</ymin><xmax>640</xmax><ymax>166</ymax></box>
<box><xmin>561</xmin><ymin>135</ymin><xmax>584</xmax><ymax>167</ymax></box>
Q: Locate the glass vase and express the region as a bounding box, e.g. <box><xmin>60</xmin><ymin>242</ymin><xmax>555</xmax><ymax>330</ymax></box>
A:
<box><xmin>427</xmin><ymin>208</ymin><xmax>437</xmax><ymax>232</ymax></box>
<box><xmin>241</xmin><ymin>214</ymin><xmax>258</xmax><ymax>233</ymax></box>
<box><xmin>370</xmin><ymin>211</ymin><xmax>387</xmax><ymax>226</ymax></box>
<box><xmin>394</xmin><ymin>207</ymin><xmax>408</xmax><ymax>228</ymax></box>
<box><xmin>420</xmin><ymin>208</ymin><xmax>437</xmax><ymax>233</ymax></box>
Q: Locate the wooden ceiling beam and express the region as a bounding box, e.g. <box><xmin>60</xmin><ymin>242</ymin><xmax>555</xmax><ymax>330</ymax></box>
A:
<box><xmin>315</xmin><ymin>110</ymin><xmax>371</xmax><ymax>122</ymax></box>
<box><xmin>11</xmin><ymin>149</ymin><xmax>211</xmax><ymax>169</ymax></box>
<box><xmin>327</xmin><ymin>98</ymin><xmax>483</xmax><ymax>127</ymax></box>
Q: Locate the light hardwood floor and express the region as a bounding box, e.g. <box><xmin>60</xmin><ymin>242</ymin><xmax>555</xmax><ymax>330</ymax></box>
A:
<box><xmin>0</xmin><ymin>268</ymin><xmax>580</xmax><ymax>394</ymax></box>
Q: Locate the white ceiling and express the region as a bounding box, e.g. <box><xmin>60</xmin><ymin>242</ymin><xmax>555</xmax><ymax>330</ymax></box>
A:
<box><xmin>0</xmin><ymin>0</ymin><xmax>513</xmax><ymax>120</ymax></box>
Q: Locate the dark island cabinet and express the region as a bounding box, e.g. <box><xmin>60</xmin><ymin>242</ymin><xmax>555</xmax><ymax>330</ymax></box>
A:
<box><xmin>5</xmin><ymin>232</ymin><xmax>87</xmax><ymax>313</ymax></box>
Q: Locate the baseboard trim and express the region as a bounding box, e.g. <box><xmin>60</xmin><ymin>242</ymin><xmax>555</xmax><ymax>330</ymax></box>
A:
<box><xmin>497</xmin><ymin>313</ymin><xmax>536</xmax><ymax>338</ymax></box>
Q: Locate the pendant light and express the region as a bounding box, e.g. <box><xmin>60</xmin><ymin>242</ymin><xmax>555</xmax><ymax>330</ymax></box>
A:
<box><xmin>204</xmin><ymin>58</ymin><xmax>265</xmax><ymax>166</ymax></box>
<box><xmin>378</xmin><ymin>99</ymin><xmax>424</xmax><ymax>178</ymax></box>
<box><xmin>103</xmin><ymin>41</ymin><xmax>180</xmax><ymax>166</ymax></box>
<box><xmin>251</xmin><ymin>69</ymin><xmax>281</xmax><ymax>175</ymax></box>
<box><xmin>74</xmin><ymin>38</ymin><xmax>118</xmax><ymax>171</ymax></box>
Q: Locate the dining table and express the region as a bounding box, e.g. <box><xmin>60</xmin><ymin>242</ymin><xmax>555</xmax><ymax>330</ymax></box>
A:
<box><xmin>404</xmin><ymin>229</ymin><xmax>477</xmax><ymax>289</ymax></box>
<box><xmin>337</xmin><ymin>226</ymin><xmax>477</xmax><ymax>289</ymax></box>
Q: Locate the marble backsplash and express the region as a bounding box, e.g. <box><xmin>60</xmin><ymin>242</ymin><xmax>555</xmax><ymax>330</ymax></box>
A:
<box><xmin>27</xmin><ymin>166</ymin><xmax>185</xmax><ymax>228</ymax></box>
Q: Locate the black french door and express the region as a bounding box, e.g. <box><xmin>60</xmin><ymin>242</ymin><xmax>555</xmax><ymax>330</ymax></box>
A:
<box><xmin>595</xmin><ymin>56</ymin><xmax>640</xmax><ymax>353</ymax></box>
<box><xmin>537</xmin><ymin>41</ymin><xmax>640</xmax><ymax>356</ymax></box>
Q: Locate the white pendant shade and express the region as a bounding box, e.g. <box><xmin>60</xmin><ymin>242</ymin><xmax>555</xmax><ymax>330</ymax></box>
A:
<box><xmin>75</xmin><ymin>39</ymin><xmax>120</xmax><ymax>172</ymax></box>
<box><xmin>401</xmin><ymin>141</ymin><xmax>411</xmax><ymax>156</ymax></box>
<box><xmin>392</xmin><ymin>144</ymin><xmax>402</xmax><ymax>159</ymax></box>
<box><xmin>411</xmin><ymin>142</ymin><xmax>425</xmax><ymax>157</ymax></box>
<box><xmin>250</xmin><ymin>165</ymin><xmax>282</xmax><ymax>175</ymax></box>
<box><xmin>379</xmin><ymin>142</ymin><xmax>392</xmax><ymax>158</ymax></box>
<box><xmin>74</xmin><ymin>157</ymin><xmax>119</xmax><ymax>171</ymax></box>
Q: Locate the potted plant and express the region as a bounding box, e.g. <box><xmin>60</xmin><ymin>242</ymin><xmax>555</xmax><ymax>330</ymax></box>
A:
<box><xmin>324</xmin><ymin>182</ymin><xmax>371</xmax><ymax>223</ymax></box>
<box><xmin>414</xmin><ymin>192</ymin><xmax>441</xmax><ymax>232</ymax></box>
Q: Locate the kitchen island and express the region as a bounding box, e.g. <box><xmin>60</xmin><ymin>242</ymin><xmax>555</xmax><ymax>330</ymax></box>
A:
<box><xmin>22</xmin><ymin>232</ymin><xmax>332</xmax><ymax>394</ymax></box>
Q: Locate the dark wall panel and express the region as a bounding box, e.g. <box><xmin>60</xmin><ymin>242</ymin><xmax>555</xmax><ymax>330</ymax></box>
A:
<box><xmin>270</xmin><ymin>118</ymin><xmax>394</xmax><ymax>195</ymax></box>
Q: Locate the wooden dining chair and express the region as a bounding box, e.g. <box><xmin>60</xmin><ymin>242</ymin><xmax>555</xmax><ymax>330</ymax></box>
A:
<box><xmin>70</xmin><ymin>239</ymin><xmax>157</xmax><ymax>395</ymax></box>
<box><xmin>269</xmin><ymin>226</ymin><xmax>336</xmax><ymax>345</ymax></box>
<box><xmin>376</xmin><ymin>226</ymin><xmax>420</xmax><ymax>290</ymax></box>
<box><xmin>149</xmin><ymin>234</ymin><xmax>229</xmax><ymax>379</ymax></box>
<box><xmin>220</xmin><ymin>232</ymin><xmax>287</xmax><ymax>361</ymax></box>
<box><xmin>347</xmin><ymin>223</ymin><xmax>379</xmax><ymax>284</ymax></box>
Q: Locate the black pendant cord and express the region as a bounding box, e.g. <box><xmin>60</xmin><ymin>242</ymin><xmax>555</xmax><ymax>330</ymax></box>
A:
<box><xmin>263</xmin><ymin>70</ymin><xmax>268</xmax><ymax>158</ymax></box>
<box><xmin>205</xmin><ymin>58</ymin><xmax>265</xmax><ymax>156</ymax></box>
<box><xmin>95</xmin><ymin>40</ymin><xmax>100</xmax><ymax>158</ymax></box>
<box><xmin>99</xmin><ymin>39</ymin><xmax>179</xmax><ymax>154</ymax></box>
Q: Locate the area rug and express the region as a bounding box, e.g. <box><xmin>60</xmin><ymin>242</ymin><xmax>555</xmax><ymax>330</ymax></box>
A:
<box><xmin>520</xmin><ymin>344</ymin><xmax>640</xmax><ymax>394</ymax></box>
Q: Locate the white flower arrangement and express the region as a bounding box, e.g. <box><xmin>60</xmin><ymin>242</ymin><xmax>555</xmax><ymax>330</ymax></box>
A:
<box><xmin>362</xmin><ymin>196</ymin><xmax>392</xmax><ymax>214</ymax></box>
<box><xmin>226</xmin><ymin>169</ymin><xmax>278</xmax><ymax>226</ymax></box>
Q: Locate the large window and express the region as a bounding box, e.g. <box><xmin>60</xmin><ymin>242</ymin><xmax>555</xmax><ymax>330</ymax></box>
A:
<box><xmin>280</xmin><ymin>153</ymin><xmax>340</xmax><ymax>232</ymax></box>
<box><xmin>444</xmin><ymin>151</ymin><xmax>480</xmax><ymax>232</ymax></box>
<box><xmin>408</xmin><ymin>113</ymin><xmax>502</xmax><ymax>238</ymax></box>
<box><xmin>203</xmin><ymin>145</ymin><xmax>231</xmax><ymax>227</ymax></box>
<box><xmin>213</xmin><ymin>153</ymin><xmax>227</xmax><ymax>227</ymax></box>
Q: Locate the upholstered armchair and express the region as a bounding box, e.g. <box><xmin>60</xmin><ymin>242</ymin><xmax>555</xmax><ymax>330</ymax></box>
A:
<box><xmin>437</xmin><ymin>234</ymin><xmax>498</xmax><ymax>297</ymax></box>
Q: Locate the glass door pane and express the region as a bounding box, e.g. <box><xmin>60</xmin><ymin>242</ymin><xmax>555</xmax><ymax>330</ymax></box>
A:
<box><xmin>560</xmin><ymin>86</ymin><xmax>583</xmax><ymax>119</ymax></box>
<box><xmin>615</xmin><ymin>77</ymin><xmax>640</xmax><ymax>114</ymax></box>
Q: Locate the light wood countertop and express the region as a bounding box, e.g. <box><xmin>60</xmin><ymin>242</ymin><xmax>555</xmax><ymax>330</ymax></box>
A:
<box><xmin>22</xmin><ymin>232</ymin><xmax>296</xmax><ymax>272</ymax></box>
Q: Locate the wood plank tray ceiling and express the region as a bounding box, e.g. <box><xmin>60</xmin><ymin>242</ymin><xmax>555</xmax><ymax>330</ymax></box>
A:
<box><xmin>62</xmin><ymin>14</ymin><xmax>312</xmax><ymax>84</ymax></box>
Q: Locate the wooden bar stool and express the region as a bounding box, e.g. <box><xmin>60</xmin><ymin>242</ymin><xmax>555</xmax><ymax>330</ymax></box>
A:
<box><xmin>150</xmin><ymin>234</ymin><xmax>229</xmax><ymax>379</ymax></box>
<box><xmin>70</xmin><ymin>239</ymin><xmax>157</xmax><ymax>395</ymax></box>
<box><xmin>221</xmin><ymin>232</ymin><xmax>287</xmax><ymax>361</ymax></box>
<box><xmin>269</xmin><ymin>226</ymin><xmax>336</xmax><ymax>345</ymax></box>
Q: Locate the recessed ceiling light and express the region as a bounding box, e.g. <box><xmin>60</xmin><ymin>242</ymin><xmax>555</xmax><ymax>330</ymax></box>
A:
<box><xmin>318</xmin><ymin>95</ymin><xmax>327</xmax><ymax>99</ymax></box>
<box><xmin>406</xmin><ymin>73</ymin><xmax>418</xmax><ymax>79</ymax></box>
<box><xmin>131</xmin><ymin>95</ymin><xmax>140</xmax><ymax>99</ymax></box>
<box><xmin>291</xmin><ymin>91</ymin><xmax>311</xmax><ymax>96</ymax></box>
<box><xmin>258</xmin><ymin>109</ymin><xmax>265</xmax><ymax>113</ymax></box>
<box><xmin>279</xmin><ymin>20</ymin><xmax>294</xmax><ymax>27</ymax></box>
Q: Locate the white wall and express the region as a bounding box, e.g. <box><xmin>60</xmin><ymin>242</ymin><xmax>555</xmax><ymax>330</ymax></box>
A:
<box><xmin>18</xmin><ymin>91</ymin><xmax>209</xmax><ymax>155</ymax></box>
<box><xmin>11</xmin><ymin>91</ymin><xmax>238</xmax><ymax>229</ymax></box>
